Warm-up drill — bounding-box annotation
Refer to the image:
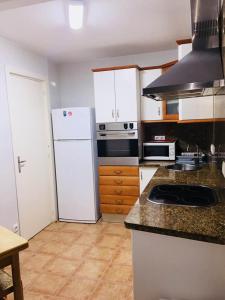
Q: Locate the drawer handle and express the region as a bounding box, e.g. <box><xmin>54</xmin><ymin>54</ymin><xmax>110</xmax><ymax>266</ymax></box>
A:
<box><xmin>115</xmin><ymin>190</ymin><xmax>122</xmax><ymax>195</ymax></box>
<box><xmin>114</xmin><ymin>170</ymin><xmax>122</xmax><ymax>175</ymax></box>
<box><xmin>115</xmin><ymin>179</ymin><xmax>123</xmax><ymax>185</ymax></box>
<box><xmin>116</xmin><ymin>199</ymin><xmax>123</xmax><ymax>205</ymax></box>
<box><xmin>115</xmin><ymin>208</ymin><xmax>123</xmax><ymax>214</ymax></box>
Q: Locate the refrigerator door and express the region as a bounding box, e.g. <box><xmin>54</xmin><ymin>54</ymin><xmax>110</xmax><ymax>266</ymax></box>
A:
<box><xmin>52</xmin><ymin>107</ymin><xmax>93</xmax><ymax>140</ymax></box>
<box><xmin>54</xmin><ymin>140</ymin><xmax>97</xmax><ymax>222</ymax></box>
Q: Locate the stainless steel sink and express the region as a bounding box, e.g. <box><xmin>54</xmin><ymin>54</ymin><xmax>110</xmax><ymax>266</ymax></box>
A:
<box><xmin>148</xmin><ymin>184</ymin><xmax>218</xmax><ymax>207</ymax></box>
<box><xmin>166</xmin><ymin>163</ymin><xmax>201</xmax><ymax>171</ymax></box>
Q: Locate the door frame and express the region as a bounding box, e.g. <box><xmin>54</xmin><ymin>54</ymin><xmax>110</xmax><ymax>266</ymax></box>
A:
<box><xmin>5</xmin><ymin>66</ymin><xmax>57</xmax><ymax>235</ymax></box>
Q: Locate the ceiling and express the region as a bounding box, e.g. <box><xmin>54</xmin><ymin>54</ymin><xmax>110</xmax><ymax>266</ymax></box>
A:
<box><xmin>0</xmin><ymin>0</ymin><xmax>191</xmax><ymax>63</ymax></box>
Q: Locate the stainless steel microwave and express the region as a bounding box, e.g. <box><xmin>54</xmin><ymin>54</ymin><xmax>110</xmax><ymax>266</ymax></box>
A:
<box><xmin>143</xmin><ymin>141</ymin><xmax>176</xmax><ymax>161</ymax></box>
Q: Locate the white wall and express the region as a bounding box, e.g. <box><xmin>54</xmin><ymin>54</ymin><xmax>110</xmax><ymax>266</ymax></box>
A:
<box><xmin>0</xmin><ymin>36</ymin><xmax>59</xmax><ymax>232</ymax></box>
<box><xmin>59</xmin><ymin>49</ymin><xmax>177</xmax><ymax>108</ymax></box>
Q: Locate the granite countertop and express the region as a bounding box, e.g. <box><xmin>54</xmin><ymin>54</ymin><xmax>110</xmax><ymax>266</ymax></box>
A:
<box><xmin>125</xmin><ymin>163</ymin><xmax>225</xmax><ymax>245</ymax></box>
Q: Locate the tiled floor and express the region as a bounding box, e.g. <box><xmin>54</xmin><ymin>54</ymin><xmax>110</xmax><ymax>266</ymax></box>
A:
<box><xmin>8</xmin><ymin>221</ymin><xmax>133</xmax><ymax>300</ymax></box>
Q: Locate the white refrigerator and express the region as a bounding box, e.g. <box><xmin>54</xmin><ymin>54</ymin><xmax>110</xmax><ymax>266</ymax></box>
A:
<box><xmin>52</xmin><ymin>107</ymin><xmax>100</xmax><ymax>223</ymax></box>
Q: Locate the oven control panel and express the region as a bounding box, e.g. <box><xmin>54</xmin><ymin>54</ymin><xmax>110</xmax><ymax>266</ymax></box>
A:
<box><xmin>97</xmin><ymin>122</ymin><xmax>137</xmax><ymax>131</ymax></box>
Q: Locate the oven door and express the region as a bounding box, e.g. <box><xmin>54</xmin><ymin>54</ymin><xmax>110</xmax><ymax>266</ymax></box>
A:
<box><xmin>97</xmin><ymin>131</ymin><xmax>139</xmax><ymax>165</ymax></box>
<box><xmin>143</xmin><ymin>143</ymin><xmax>171</xmax><ymax>160</ymax></box>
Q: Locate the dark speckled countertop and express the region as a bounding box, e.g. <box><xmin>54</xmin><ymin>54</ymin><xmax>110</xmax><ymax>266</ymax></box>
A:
<box><xmin>125</xmin><ymin>163</ymin><xmax>225</xmax><ymax>245</ymax></box>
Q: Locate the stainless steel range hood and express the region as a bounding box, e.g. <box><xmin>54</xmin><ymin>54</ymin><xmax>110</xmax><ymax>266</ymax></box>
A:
<box><xmin>143</xmin><ymin>0</ymin><xmax>225</xmax><ymax>101</ymax></box>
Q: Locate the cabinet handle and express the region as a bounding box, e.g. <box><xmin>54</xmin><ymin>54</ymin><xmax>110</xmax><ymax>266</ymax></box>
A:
<box><xmin>116</xmin><ymin>109</ymin><xmax>119</xmax><ymax>119</ymax></box>
<box><xmin>115</xmin><ymin>208</ymin><xmax>123</xmax><ymax>214</ymax></box>
<box><xmin>115</xmin><ymin>190</ymin><xmax>122</xmax><ymax>195</ymax></box>
<box><xmin>158</xmin><ymin>107</ymin><xmax>161</xmax><ymax>116</ymax></box>
<box><xmin>116</xmin><ymin>199</ymin><xmax>123</xmax><ymax>204</ymax></box>
<box><xmin>114</xmin><ymin>170</ymin><xmax>122</xmax><ymax>175</ymax></box>
<box><xmin>115</xmin><ymin>179</ymin><xmax>123</xmax><ymax>185</ymax></box>
<box><xmin>140</xmin><ymin>171</ymin><xmax>143</xmax><ymax>180</ymax></box>
<box><xmin>112</xmin><ymin>109</ymin><xmax>115</xmax><ymax>119</ymax></box>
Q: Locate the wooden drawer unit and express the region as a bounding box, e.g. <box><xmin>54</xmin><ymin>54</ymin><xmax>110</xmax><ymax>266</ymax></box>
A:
<box><xmin>100</xmin><ymin>195</ymin><xmax>137</xmax><ymax>205</ymax></box>
<box><xmin>99</xmin><ymin>165</ymin><xmax>139</xmax><ymax>215</ymax></box>
<box><xmin>100</xmin><ymin>204</ymin><xmax>133</xmax><ymax>214</ymax></box>
<box><xmin>99</xmin><ymin>175</ymin><xmax>139</xmax><ymax>186</ymax></box>
<box><xmin>99</xmin><ymin>166</ymin><xmax>139</xmax><ymax>176</ymax></box>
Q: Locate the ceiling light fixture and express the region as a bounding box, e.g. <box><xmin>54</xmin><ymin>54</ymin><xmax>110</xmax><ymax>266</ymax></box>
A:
<box><xmin>69</xmin><ymin>0</ymin><xmax>84</xmax><ymax>30</ymax></box>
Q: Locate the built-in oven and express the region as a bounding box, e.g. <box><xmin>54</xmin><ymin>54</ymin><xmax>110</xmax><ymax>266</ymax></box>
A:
<box><xmin>143</xmin><ymin>140</ymin><xmax>176</xmax><ymax>161</ymax></box>
<box><xmin>96</xmin><ymin>122</ymin><xmax>140</xmax><ymax>165</ymax></box>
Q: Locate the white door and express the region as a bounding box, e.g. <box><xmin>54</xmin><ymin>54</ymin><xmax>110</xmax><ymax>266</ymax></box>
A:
<box><xmin>93</xmin><ymin>71</ymin><xmax>116</xmax><ymax>123</ymax></box>
<box><xmin>115</xmin><ymin>68</ymin><xmax>140</xmax><ymax>122</ymax></box>
<box><xmin>52</xmin><ymin>107</ymin><xmax>93</xmax><ymax>140</ymax></box>
<box><xmin>140</xmin><ymin>69</ymin><xmax>163</xmax><ymax>121</ymax></box>
<box><xmin>7</xmin><ymin>72</ymin><xmax>54</xmax><ymax>239</ymax></box>
<box><xmin>54</xmin><ymin>140</ymin><xmax>96</xmax><ymax>222</ymax></box>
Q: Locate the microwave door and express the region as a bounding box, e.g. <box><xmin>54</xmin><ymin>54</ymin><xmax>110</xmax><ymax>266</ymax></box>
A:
<box><xmin>144</xmin><ymin>145</ymin><xmax>170</xmax><ymax>160</ymax></box>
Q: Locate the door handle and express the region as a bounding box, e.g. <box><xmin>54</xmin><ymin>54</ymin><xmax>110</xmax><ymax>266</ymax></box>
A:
<box><xmin>116</xmin><ymin>109</ymin><xmax>119</xmax><ymax>119</ymax></box>
<box><xmin>17</xmin><ymin>156</ymin><xmax>26</xmax><ymax>173</ymax></box>
<box><xmin>112</xmin><ymin>109</ymin><xmax>115</xmax><ymax>119</ymax></box>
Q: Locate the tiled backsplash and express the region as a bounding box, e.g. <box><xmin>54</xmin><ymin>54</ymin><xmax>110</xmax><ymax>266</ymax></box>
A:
<box><xmin>143</xmin><ymin>122</ymin><xmax>225</xmax><ymax>155</ymax></box>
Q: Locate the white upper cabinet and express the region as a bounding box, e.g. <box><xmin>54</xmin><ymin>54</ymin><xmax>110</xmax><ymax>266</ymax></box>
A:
<box><xmin>114</xmin><ymin>68</ymin><xmax>140</xmax><ymax>122</ymax></box>
<box><xmin>178</xmin><ymin>43</ymin><xmax>192</xmax><ymax>60</ymax></box>
<box><xmin>93</xmin><ymin>71</ymin><xmax>116</xmax><ymax>123</ymax></box>
<box><xmin>140</xmin><ymin>69</ymin><xmax>163</xmax><ymax>121</ymax></box>
<box><xmin>179</xmin><ymin>96</ymin><xmax>214</xmax><ymax>120</ymax></box>
<box><xmin>93</xmin><ymin>68</ymin><xmax>140</xmax><ymax>123</ymax></box>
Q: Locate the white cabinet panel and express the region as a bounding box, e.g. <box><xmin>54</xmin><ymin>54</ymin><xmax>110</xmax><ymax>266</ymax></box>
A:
<box><xmin>178</xmin><ymin>43</ymin><xmax>192</xmax><ymax>60</ymax></box>
<box><xmin>94</xmin><ymin>71</ymin><xmax>116</xmax><ymax>123</ymax></box>
<box><xmin>179</xmin><ymin>96</ymin><xmax>214</xmax><ymax>120</ymax></box>
<box><xmin>140</xmin><ymin>69</ymin><xmax>163</xmax><ymax>121</ymax></box>
<box><xmin>114</xmin><ymin>68</ymin><xmax>140</xmax><ymax>122</ymax></box>
<box><xmin>140</xmin><ymin>167</ymin><xmax>158</xmax><ymax>194</ymax></box>
<box><xmin>214</xmin><ymin>95</ymin><xmax>225</xmax><ymax>118</ymax></box>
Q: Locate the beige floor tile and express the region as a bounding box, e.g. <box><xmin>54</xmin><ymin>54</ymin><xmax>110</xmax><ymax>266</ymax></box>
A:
<box><xmin>44</xmin><ymin>221</ymin><xmax>66</xmax><ymax>232</ymax></box>
<box><xmin>113</xmin><ymin>249</ymin><xmax>132</xmax><ymax>266</ymax></box>
<box><xmin>92</xmin><ymin>281</ymin><xmax>131</xmax><ymax>300</ymax></box>
<box><xmin>61</xmin><ymin>222</ymin><xmax>89</xmax><ymax>233</ymax></box>
<box><xmin>103</xmin><ymin>264</ymin><xmax>133</xmax><ymax>283</ymax></box>
<box><xmin>53</xmin><ymin>231</ymin><xmax>82</xmax><ymax>245</ymax></box>
<box><xmin>60</xmin><ymin>244</ymin><xmax>90</xmax><ymax>260</ymax></box>
<box><xmin>24</xmin><ymin>291</ymin><xmax>66</xmax><ymax>300</ymax></box>
<box><xmin>39</xmin><ymin>240</ymin><xmax>68</xmax><ymax>255</ymax></box>
<box><xmin>23</xmin><ymin>253</ymin><xmax>53</xmax><ymax>272</ymax></box>
<box><xmin>103</xmin><ymin>223</ymin><xmax>128</xmax><ymax>236</ymax></box>
<box><xmin>27</xmin><ymin>273</ymin><xmax>68</xmax><ymax>295</ymax></box>
<box><xmin>32</xmin><ymin>230</ymin><xmax>56</xmax><ymax>242</ymax></box>
<box><xmin>76</xmin><ymin>232</ymin><xmax>101</xmax><ymax>246</ymax></box>
<box><xmin>120</xmin><ymin>237</ymin><xmax>132</xmax><ymax>250</ymax></box>
<box><xmin>45</xmin><ymin>257</ymin><xmax>81</xmax><ymax>276</ymax></box>
<box><xmin>58</xmin><ymin>276</ymin><xmax>97</xmax><ymax>299</ymax></box>
<box><xmin>28</xmin><ymin>239</ymin><xmax>45</xmax><ymax>252</ymax></box>
<box><xmin>96</xmin><ymin>234</ymin><xmax>122</xmax><ymax>249</ymax></box>
<box><xmin>76</xmin><ymin>259</ymin><xmax>108</xmax><ymax>280</ymax></box>
<box><xmin>87</xmin><ymin>246</ymin><xmax>117</xmax><ymax>261</ymax></box>
<box><xmin>21</xmin><ymin>268</ymin><xmax>40</xmax><ymax>288</ymax></box>
<box><xmin>19</xmin><ymin>250</ymin><xmax>35</xmax><ymax>265</ymax></box>
<box><xmin>85</xmin><ymin>224</ymin><xmax>105</xmax><ymax>234</ymax></box>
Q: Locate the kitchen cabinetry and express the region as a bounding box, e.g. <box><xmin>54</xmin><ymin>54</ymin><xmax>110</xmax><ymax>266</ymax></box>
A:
<box><xmin>140</xmin><ymin>68</ymin><xmax>163</xmax><ymax>121</ymax></box>
<box><xmin>178</xmin><ymin>42</ymin><xmax>192</xmax><ymax>60</ymax></box>
<box><xmin>139</xmin><ymin>167</ymin><xmax>158</xmax><ymax>194</ymax></box>
<box><xmin>93</xmin><ymin>66</ymin><xmax>140</xmax><ymax>123</ymax></box>
<box><xmin>99</xmin><ymin>165</ymin><xmax>139</xmax><ymax>214</ymax></box>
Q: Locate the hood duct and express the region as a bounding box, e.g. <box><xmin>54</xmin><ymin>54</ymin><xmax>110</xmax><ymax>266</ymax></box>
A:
<box><xmin>143</xmin><ymin>0</ymin><xmax>225</xmax><ymax>101</ymax></box>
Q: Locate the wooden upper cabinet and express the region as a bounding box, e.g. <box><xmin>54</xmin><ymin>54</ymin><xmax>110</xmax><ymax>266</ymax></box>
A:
<box><xmin>93</xmin><ymin>66</ymin><xmax>140</xmax><ymax>123</ymax></box>
<box><xmin>140</xmin><ymin>68</ymin><xmax>163</xmax><ymax>121</ymax></box>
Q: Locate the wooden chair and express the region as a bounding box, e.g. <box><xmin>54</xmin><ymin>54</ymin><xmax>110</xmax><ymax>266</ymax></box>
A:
<box><xmin>0</xmin><ymin>269</ymin><xmax>13</xmax><ymax>299</ymax></box>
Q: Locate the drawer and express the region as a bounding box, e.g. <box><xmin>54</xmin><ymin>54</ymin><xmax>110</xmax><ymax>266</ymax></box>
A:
<box><xmin>100</xmin><ymin>204</ymin><xmax>132</xmax><ymax>214</ymax></box>
<box><xmin>99</xmin><ymin>176</ymin><xmax>139</xmax><ymax>186</ymax></box>
<box><xmin>99</xmin><ymin>185</ymin><xmax>139</xmax><ymax>196</ymax></box>
<box><xmin>100</xmin><ymin>195</ymin><xmax>138</xmax><ymax>205</ymax></box>
<box><xmin>99</xmin><ymin>166</ymin><xmax>139</xmax><ymax>177</ymax></box>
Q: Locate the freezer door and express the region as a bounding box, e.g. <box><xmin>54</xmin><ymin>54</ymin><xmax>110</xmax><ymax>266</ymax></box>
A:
<box><xmin>52</xmin><ymin>107</ymin><xmax>93</xmax><ymax>140</ymax></box>
<box><xmin>54</xmin><ymin>140</ymin><xmax>97</xmax><ymax>222</ymax></box>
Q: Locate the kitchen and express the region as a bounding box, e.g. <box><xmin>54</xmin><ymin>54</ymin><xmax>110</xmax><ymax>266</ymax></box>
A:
<box><xmin>0</xmin><ymin>0</ymin><xmax>225</xmax><ymax>299</ymax></box>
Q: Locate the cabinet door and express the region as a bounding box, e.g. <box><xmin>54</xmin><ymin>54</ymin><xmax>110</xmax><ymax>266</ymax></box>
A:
<box><xmin>214</xmin><ymin>95</ymin><xmax>225</xmax><ymax>118</ymax></box>
<box><xmin>93</xmin><ymin>71</ymin><xmax>116</xmax><ymax>123</ymax></box>
<box><xmin>141</xmin><ymin>69</ymin><xmax>163</xmax><ymax>121</ymax></box>
<box><xmin>114</xmin><ymin>68</ymin><xmax>140</xmax><ymax>122</ymax></box>
<box><xmin>178</xmin><ymin>43</ymin><xmax>192</xmax><ymax>60</ymax></box>
<box><xmin>140</xmin><ymin>167</ymin><xmax>158</xmax><ymax>194</ymax></box>
<box><xmin>179</xmin><ymin>96</ymin><xmax>214</xmax><ymax>120</ymax></box>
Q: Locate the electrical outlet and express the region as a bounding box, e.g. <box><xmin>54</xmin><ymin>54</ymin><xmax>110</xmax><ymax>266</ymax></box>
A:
<box><xmin>13</xmin><ymin>223</ymin><xmax>19</xmax><ymax>233</ymax></box>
